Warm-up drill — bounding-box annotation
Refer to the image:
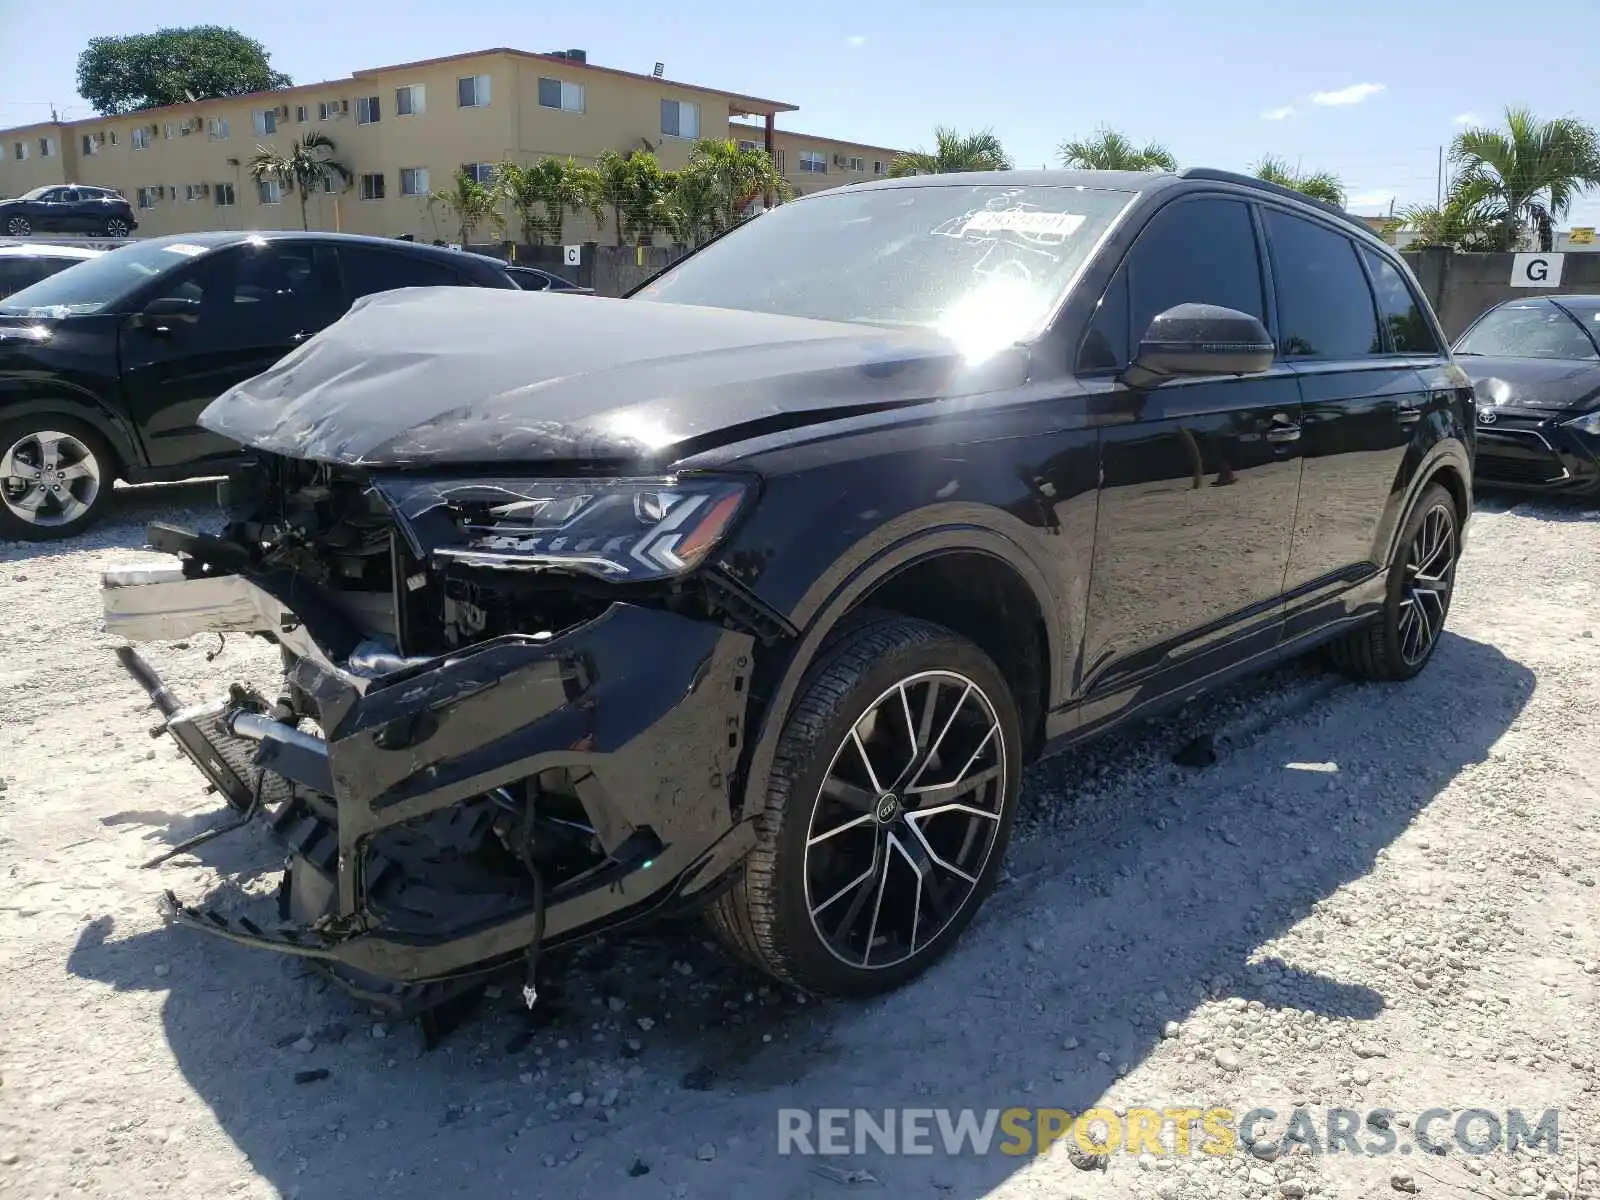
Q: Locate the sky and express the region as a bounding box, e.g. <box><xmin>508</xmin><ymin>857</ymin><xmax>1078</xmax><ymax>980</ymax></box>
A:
<box><xmin>3</xmin><ymin>0</ymin><xmax>1599</xmax><ymax>226</ymax></box>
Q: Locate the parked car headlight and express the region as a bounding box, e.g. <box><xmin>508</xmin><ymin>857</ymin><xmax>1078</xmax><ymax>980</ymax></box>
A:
<box><xmin>1561</xmin><ymin>410</ymin><xmax>1600</xmax><ymax>436</ymax></box>
<box><xmin>379</xmin><ymin>475</ymin><xmax>753</xmax><ymax>582</ymax></box>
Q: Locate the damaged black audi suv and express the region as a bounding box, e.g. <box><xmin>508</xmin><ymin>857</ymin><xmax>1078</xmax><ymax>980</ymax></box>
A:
<box><xmin>104</xmin><ymin>168</ymin><xmax>1475</xmax><ymax>1013</ymax></box>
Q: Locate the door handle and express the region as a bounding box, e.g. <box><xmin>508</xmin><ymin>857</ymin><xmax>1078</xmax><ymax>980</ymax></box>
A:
<box><xmin>1264</xmin><ymin>422</ymin><xmax>1301</xmax><ymax>443</ymax></box>
<box><xmin>1397</xmin><ymin>408</ymin><xmax>1422</xmax><ymax>424</ymax></box>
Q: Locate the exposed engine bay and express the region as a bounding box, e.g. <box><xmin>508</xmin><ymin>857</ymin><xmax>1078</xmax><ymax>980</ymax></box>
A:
<box><xmin>103</xmin><ymin>453</ymin><xmax>785</xmax><ymax>1015</ymax></box>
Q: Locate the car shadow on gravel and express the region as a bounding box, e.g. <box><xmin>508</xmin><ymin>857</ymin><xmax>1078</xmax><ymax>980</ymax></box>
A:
<box><xmin>61</xmin><ymin>631</ymin><xmax>1532</xmax><ymax>1199</ymax></box>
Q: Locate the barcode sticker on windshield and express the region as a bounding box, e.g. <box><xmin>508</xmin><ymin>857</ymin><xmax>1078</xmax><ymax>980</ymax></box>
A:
<box><xmin>960</xmin><ymin>211</ymin><xmax>1086</xmax><ymax>237</ymax></box>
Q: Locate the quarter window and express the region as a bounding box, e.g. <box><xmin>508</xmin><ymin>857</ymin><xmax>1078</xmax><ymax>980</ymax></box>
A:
<box><xmin>1078</xmin><ymin>197</ymin><xmax>1265</xmax><ymax>372</ymax></box>
<box><xmin>337</xmin><ymin>245</ymin><xmax>463</xmax><ymax>301</ymax></box>
<box><xmin>1361</xmin><ymin>248</ymin><xmax>1439</xmax><ymax>354</ymax></box>
<box><xmin>1263</xmin><ymin>209</ymin><xmax>1381</xmax><ymax>359</ymax></box>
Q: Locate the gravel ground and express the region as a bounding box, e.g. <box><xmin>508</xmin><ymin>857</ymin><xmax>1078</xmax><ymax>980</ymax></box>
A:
<box><xmin>1</xmin><ymin>483</ymin><xmax>1598</xmax><ymax>1200</ymax></box>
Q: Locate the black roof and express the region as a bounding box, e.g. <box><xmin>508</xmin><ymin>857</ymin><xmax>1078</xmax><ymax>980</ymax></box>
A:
<box><xmin>133</xmin><ymin>230</ymin><xmax>489</xmax><ymax>263</ymax></box>
<box><xmin>823</xmin><ymin>166</ymin><xmax>1385</xmax><ymax>244</ymax></box>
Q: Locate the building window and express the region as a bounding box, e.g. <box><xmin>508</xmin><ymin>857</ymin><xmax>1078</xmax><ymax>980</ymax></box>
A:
<box><xmin>873</xmin><ymin>160</ymin><xmax>885</xmax><ymax>175</ymax></box>
<box><xmin>258</xmin><ymin>179</ymin><xmax>282</xmax><ymax>205</ymax></box>
<box><xmin>215</xmin><ymin>182</ymin><xmax>236</xmax><ymax>207</ymax></box>
<box><xmin>360</xmin><ymin>172</ymin><xmax>386</xmax><ymax>200</ymax></box>
<box><xmin>317</xmin><ymin>100</ymin><xmax>348</xmax><ymax>121</ymax></box>
<box><xmin>12</xmin><ymin>141</ymin><xmax>26</xmax><ymax>161</ymax></box>
<box><xmin>295</xmin><ymin>105</ymin><xmax>308</xmax><ymax>123</ymax></box>
<box><xmin>322</xmin><ymin>176</ymin><xmax>336</xmax><ymax>193</ymax></box>
<box><xmin>846</xmin><ymin>156</ymin><xmax>864</xmax><ymax>172</ymax></box>
<box><xmin>81</xmin><ymin>134</ymin><xmax>98</xmax><ymax>156</ymax></box>
<box><xmin>457</xmin><ymin>75</ymin><xmax>491</xmax><ymax>108</ymax></box>
<box><xmin>773</xmin><ymin>148</ymin><xmax>785</xmax><ymax>173</ymax></box>
<box><xmin>463</xmin><ymin>162</ymin><xmax>495</xmax><ymax>185</ymax></box>
<box><xmin>207</xmin><ymin>117</ymin><xmax>230</xmax><ymax>140</ymax></box>
<box><xmin>131</xmin><ymin>127</ymin><xmax>151</xmax><ymax>150</ymax></box>
<box><xmin>186</xmin><ymin>183</ymin><xmax>212</xmax><ymax>202</ymax></box>
<box><xmin>399</xmin><ymin>167</ymin><xmax>430</xmax><ymax>196</ymax></box>
<box><xmin>39</xmin><ymin>137</ymin><xmax>54</xmax><ymax>157</ymax></box>
<box><xmin>395</xmin><ymin>85</ymin><xmax>425</xmax><ymax>117</ymax></box>
<box><xmin>660</xmin><ymin>99</ymin><xmax>699</xmax><ymax>139</ymax></box>
<box><xmin>537</xmin><ymin>77</ymin><xmax>585</xmax><ymax>113</ymax></box>
<box><xmin>799</xmin><ymin>151</ymin><xmax>827</xmax><ymax>174</ymax></box>
<box><xmin>106</xmin><ymin>130</ymin><xmax>118</xmax><ymax>146</ymax></box>
<box><xmin>136</xmin><ymin>186</ymin><xmax>159</xmax><ymax>209</ymax></box>
<box><xmin>254</xmin><ymin>109</ymin><xmax>277</xmax><ymax>136</ymax></box>
<box><xmin>356</xmin><ymin>96</ymin><xmax>381</xmax><ymax>125</ymax></box>
<box><xmin>736</xmin><ymin>139</ymin><xmax>760</xmax><ymax>152</ymax></box>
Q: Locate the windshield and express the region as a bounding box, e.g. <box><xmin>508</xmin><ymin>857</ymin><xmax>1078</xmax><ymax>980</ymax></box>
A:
<box><xmin>0</xmin><ymin>239</ymin><xmax>209</xmax><ymax>316</ymax></box>
<box><xmin>16</xmin><ymin>186</ymin><xmax>54</xmax><ymax>202</ymax></box>
<box><xmin>635</xmin><ymin>183</ymin><xmax>1136</xmax><ymax>350</ymax></box>
<box><xmin>1455</xmin><ymin>302</ymin><xmax>1599</xmax><ymax>361</ymax></box>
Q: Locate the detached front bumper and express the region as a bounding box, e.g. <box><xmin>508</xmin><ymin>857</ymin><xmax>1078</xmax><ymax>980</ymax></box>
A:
<box><xmin>104</xmin><ymin>549</ymin><xmax>757</xmax><ymax>1005</ymax></box>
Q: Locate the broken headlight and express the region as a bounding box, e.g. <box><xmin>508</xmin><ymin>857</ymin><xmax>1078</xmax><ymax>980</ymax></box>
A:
<box><xmin>383</xmin><ymin>475</ymin><xmax>752</xmax><ymax>582</ymax></box>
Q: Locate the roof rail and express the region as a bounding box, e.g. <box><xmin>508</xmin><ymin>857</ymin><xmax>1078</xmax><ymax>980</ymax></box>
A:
<box><xmin>1177</xmin><ymin>167</ymin><xmax>1379</xmax><ymax>238</ymax></box>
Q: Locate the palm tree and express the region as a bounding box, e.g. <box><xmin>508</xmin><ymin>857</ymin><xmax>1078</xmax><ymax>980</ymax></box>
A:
<box><xmin>1450</xmin><ymin>107</ymin><xmax>1600</xmax><ymax>251</ymax></box>
<box><xmin>888</xmin><ymin>126</ymin><xmax>1011</xmax><ymax>178</ymax></box>
<box><xmin>660</xmin><ymin>168</ymin><xmax>722</xmax><ymax>247</ymax></box>
<box><xmin>497</xmin><ymin>158</ymin><xmax>604</xmax><ymax>245</ymax></box>
<box><xmin>595</xmin><ymin>150</ymin><xmax>633</xmax><ymax>246</ymax></box>
<box><xmin>1254</xmin><ymin>156</ymin><xmax>1346</xmax><ymax>208</ymax></box>
<box><xmin>1398</xmin><ymin>174</ymin><xmax>1502</xmax><ymax>251</ymax></box>
<box><xmin>1058</xmin><ymin>128</ymin><xmax>1177</xmax><ymax>172</ymax></box>
<box><xmin>621</xmin><ymin>153</ymin><xmax>671</xmax><ymax>245</ymax></box>
<box><xmin>246</xmin><ymin>132</ymin><xmax>352</xmax><ymax>230</ymax></box>
<box><xmin>686</xmin><ymin>138</ymin><xmax>792</xmax><ymax>231</ymax></box>
<box><xmin>426</xmin><ymin>167</ymin><xmax>503</xmax><ymax>248</ymax></box>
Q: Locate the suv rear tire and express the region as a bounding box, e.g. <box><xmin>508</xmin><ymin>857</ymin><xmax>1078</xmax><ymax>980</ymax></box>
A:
<box><xmin>0</xmin><ymin>417</ymin><xmax>117</xmax><ymax>542</ymax></box>
<box><xmin>708</xmin><ymin>614</ymin><xmax>1022</xmax><ymax>996</ymax></box>
<box><xmin>102</xmin><ymin>216</ymin><xmax>131</xmax><ymax>238</ymax></box>
<box><xmin>1327</xmin><ymin>483</ymin><xmax>1460</xmax><ymax>682</ymax></box>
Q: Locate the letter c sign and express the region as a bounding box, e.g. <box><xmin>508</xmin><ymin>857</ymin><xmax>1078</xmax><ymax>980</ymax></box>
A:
<box><xmin>1510</xmin><ymin>253</ymin><xmax>1564</xmax><ymax>287</ymax></box>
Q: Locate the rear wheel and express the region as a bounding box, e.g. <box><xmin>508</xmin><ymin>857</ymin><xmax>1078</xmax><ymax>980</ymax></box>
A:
<box><xmin>0</xmin><ymin>418</ymin><xmax>116</xmax><ymax>541</ymax></box>
<box><xmin>102</xmin><ymin>216</ymin><xmax>131</xmax><ymax>238</ymax></box>
<box><xmin>1327</xmin><ymin>483</ymin><xmax>1460</xmax><ymax>681</ymax></box>
<box><xmin>4</xmin><ymin>215</ymin><xmax>30</xmax><ymax>237</ymax></box>
<box><xmin>709</xmin><ymin>615</ymin><xmax>1021</xmax><ymax>996</ymax></box>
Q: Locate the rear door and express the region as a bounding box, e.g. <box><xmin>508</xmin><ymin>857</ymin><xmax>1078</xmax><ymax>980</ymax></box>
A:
<box><xmin>333</xmin><ymin>244</ymin><xmax>475</xmax><ymax>304</ymax></box>
<box><xmin>1076</xmin><ymin>195</ymin><xmax>1304</xmax><ymax>712</ymax></box>
<box><xmin>118</xmin><ymin>241</ymin><xmax>345</xmax><ymax>467</ymax></box>
<box><xmin>1260</xmin><ymin>208</ymin><xmax>1441</xmax><ymax>624</ymax></box>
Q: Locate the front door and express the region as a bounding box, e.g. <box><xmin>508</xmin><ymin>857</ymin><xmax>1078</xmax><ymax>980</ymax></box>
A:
<box><xmin>1258</xmin><ymin>208</ymin><xmax>1443</xmax><ymax>621</ymax></box>
<box><xmin>1075</xmin><ymin>195</ymin><xmax>1303</xmax><ymax>721</ymax></box>
<box><xmin>118</xmin><ymin>241</ymin><xmax>344</xmax><ymax>468</ymax></box>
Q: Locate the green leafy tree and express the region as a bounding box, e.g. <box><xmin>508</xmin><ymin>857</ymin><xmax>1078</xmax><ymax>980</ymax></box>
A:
<box><xmin>1450</xmin><ymin>107</ymin><xmax>1600</xmax><ymax>251</ymax></box>
<box><xmin>1058</xmin><ymin>128</ymin><xmax>1177</xmax><ymax>172</ymax></box>
<box><xmin>497</xmin><ymin>158</ymin><xmax>604</xmax><ymax>245</ymax></box>
<box><xmin>1254</xmin><ymin>155</ymin><xmax>1347</xmax><ymax>207</ymax></box>
<box><xmin>685</xmin><ymin>138</ymin><xmax>792</xmax><ymax>231</ymax></box>
<box><xmin>660</xmin><ymin>168</ymin><xmax>722</xmax><ymax>247</ymax></box>
<box><xmin>77</xmin><ymin>26</ymin><xmax>291</xmax><ymax>116</ymax></box>
<box><xmin>620</xmin><ymin>153</ymin><xmax>672</xmax><ymax>244</ymax></box>
<box><xmin>426</xmin><ymin>167</ymin><xmax>503</xmax><ymax>248</ymax></box>
<box><xmin>888</xmin><ymin>126</ymin><xmax>1011</xmax><ymax>177</ymax></box>
<box><xmin>245</xmin><ymin>132</ymin><xmax>351</xmax><ymax>231</ymax></box>
<box><xmin>1398</xmin><ymin>175</ymin><xmax>1502</xmax><ymax>251</ymax></box>
<box><xmin>595</xmin><ymin>150</ymin><xmax>634</xmax><ymax>246</ymax></box>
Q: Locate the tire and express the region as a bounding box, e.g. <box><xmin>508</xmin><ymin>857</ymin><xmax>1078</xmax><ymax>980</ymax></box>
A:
<box><xmin>1327</xmin><ymin>483</ymin><xmax>1460</xmax><ymax>682</ymax></box>
<box><xmin>0</xmin><ymin>417</ymin><xmax>117</xmax><ymax>542</ymax></box>
<box><xmin>5</xmin><ymin>215</ymin><xmax>30</xmax><ymax>237</ymax></box>
<box><xmin>708</xmin><ymin>614</ymin><xmax>1022</xmax><ymax>996</ymax></box>
<box><xmin>102</xmin><ymin>216</ymin><xmax>131</xmax><ymax>238</ymax></box>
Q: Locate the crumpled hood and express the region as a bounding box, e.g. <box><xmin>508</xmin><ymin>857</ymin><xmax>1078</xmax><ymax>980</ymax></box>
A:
<box><xmin>198</xmin><ymin>287</ymin><xmax>1028</xmax><ymax>467</ymax></box>
<box><xmin>1459</xmin><ymin>355</ymin><xmax>1600</xmax><ymax>415</ymax></box>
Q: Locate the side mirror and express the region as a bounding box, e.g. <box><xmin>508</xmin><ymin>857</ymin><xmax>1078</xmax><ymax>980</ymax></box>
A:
<box><xmin>141</xmin><ymin>295</ymin><xmax>199</xmax><ymax>335</ymax></box>
<box><xmin>1121</xmin><ymin>303</ymin><xmax>1275</xmax><ymax>389</ymax></box>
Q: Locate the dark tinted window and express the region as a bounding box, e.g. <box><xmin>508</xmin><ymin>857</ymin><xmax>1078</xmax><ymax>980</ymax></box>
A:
<box><xmin>1078</xmin><ymin>197</ymin><xmax>1263</xmax><ymax>371</ymax></box>
<box><xmin>1455</xmin><ymin>301</ymin><xmax>1599</xmax><ymax>360</ymax></box>
<box><xmin>337</xmin><ymin>246</ymin><xmax>465</xmax><ymax>302</ymax></box>
<box><xmin>1264</xmin><ymin>209</ymin><xmax>1380</xmax><ymax>359</ymax></box>
<box><xmin>1361</xmin><ymin>248</ymin><xmax>1439</xmax><ymax>354</ymax></box>
<box><xmin>0</xmin><ymin>259</ymin><xmax>45</xmax><ymax>298</ymax></box>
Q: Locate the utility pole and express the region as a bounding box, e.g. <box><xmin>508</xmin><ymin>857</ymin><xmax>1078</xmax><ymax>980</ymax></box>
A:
<box><xmin>1436</xmin><ymin>145</ymin><xmax>1443</xmax><ymax>207</ymax></box>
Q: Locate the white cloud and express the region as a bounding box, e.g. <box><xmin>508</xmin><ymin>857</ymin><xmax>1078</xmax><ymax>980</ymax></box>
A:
<box><xmin>1452</xmin><ymin>111</ymin><xmax>1482</xmax><ymax>126</ymax></box>
<box><xmin>846</xmin><ymin>35</ymin><xmax>865</xmax><ymax>47</ymax></box>
<box><xmin>1310</xmin><ymin>82</ymin><xmax>1386</xmax><ymax>107</ymax></box>
<box><xmin>1348</xmin><ymin>189</ymin><xmax>1396</xmax><ymax>210</ymax></box>
<box><xmin>1261</xmin><ymin>105</ymin><xmax>1296</xmax><ymax>121</ymax></box>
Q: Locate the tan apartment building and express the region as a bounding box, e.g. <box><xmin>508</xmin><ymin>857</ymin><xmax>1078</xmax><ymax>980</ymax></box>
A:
<box><xmin>0</xmin><ymin>47</ymin><xmax>903</xmax><ymax>244</ymax></box>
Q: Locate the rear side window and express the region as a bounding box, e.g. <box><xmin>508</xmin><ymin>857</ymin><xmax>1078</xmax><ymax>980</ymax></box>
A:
<box><xmin>1361</xmin><ymin>248</ymin><xmax>1440</xmax><ymax>354</ymax></box>
<box><xmin>337</xmin><ymin>246</ymin><xmax>465</xmax><ymax>302</ymax></box>
<box><xmin>1078</xmin><ymin>197</ymin><xmax>1264</xmax><ymax>371</ymax></box>
<box><xmin>1263</xmin><ymin>209</ymin><xmax>1380</xmax><ymax>359</ymax></box>
<box><xmin>0</xmin><ymin>259</ymin><xmax>45</xmax><ymax>298</ymax></box>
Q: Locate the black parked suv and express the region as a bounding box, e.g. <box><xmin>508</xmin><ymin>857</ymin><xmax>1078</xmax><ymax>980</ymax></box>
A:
<box><xmin>0</xmin><ymin>231</ymin><xmax>518</xmax><ymax>539</ymax></box>
<box><xmin>1</xmin><ymin>184</ymin><xmax>138</xmax><ymax>238</ymax></box>
<box><xmin>103</xmin><ymin>169</ymin><xmax>1474</xmax><ymax>1013</ymax></box>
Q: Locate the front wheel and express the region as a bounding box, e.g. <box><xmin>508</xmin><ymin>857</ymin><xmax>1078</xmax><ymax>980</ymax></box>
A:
<box><xmin>709</xmin><ymin>614</ymin><xmax>1022</xmax><ymax>996</ymax></box>
<box><xmin>1328</xmin><ymin>483</ymin><xmax>1460</xmax><ymax>681</ymax></box>
<box><xmin>4</xmin><ymin>215</ymin><xmax>30</xmax><ymax>237</ymax></box>
<box><xmin>0</xmin><ymin>419</ymin><xmax>116</xmax><ymax>541</ymax></box>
